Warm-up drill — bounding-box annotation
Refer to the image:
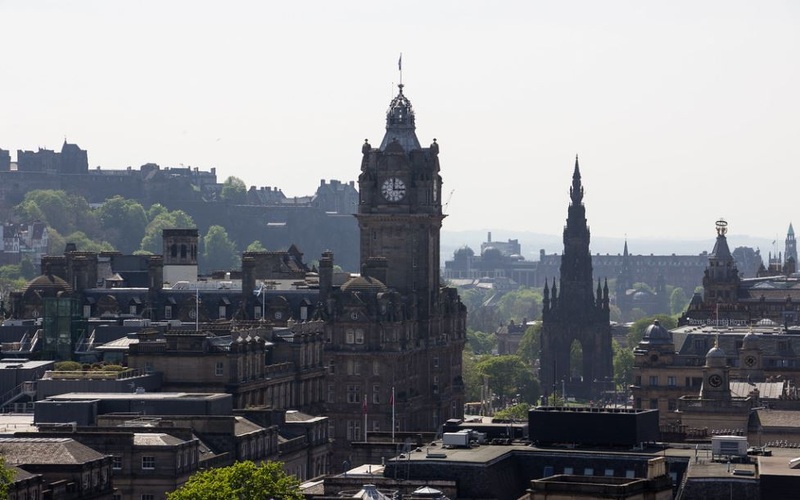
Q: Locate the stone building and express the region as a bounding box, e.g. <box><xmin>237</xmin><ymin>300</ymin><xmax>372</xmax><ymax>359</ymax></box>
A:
<box><xmin>539</xmin><ymin>158</ymin><xmax>612</xmax><ymax>400</ymax></box>
<box><xmin>680</xmin><ymin>219</ymin><xmax>800</xmax><ymax>326</ymax></box>
<box><xmin>318</xmin><ymin>83</ymin><xmax>466</xmax><ymax>465</ymax></box>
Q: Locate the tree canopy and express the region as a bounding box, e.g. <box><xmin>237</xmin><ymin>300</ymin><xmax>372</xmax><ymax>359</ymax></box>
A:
<box><xmin>96</xmin><ymin>195</ymin><xmax>148</xmax><ymax>253</ymax></box>
<box><xmin>203</xmin><ymin>225</ymin><xmax>239</xmax><ymax>272</ymax></box>
<box><xmin>167</xmin><ymin>460</ymin><xmax>302</xmax><ymax>500</ymax></box>
<box><xmin>0</xmin><ymin>456</ymin><xmax>15</xmax><ymax>498</ymax></box>
<box><xmin>475</xmin><ymin>355</ymin><xmax>539</xmax><ymax>405</ymax></box>
<box><xmin>220</xmin><ymin>176</ymin><xmax>248</xmax><ymax>204</ymax></box>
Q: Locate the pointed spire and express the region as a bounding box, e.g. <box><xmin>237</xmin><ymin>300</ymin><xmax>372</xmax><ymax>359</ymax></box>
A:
<box><xmin>570</xmin><ymin>154</ymin><xmax>584</xmax><ymax>205</ymax></box>
<box><xmin>623</xmin><ymin>239</ymin><xmax>629</xmax><ymax>257</ymax></box>
<box><xmin>789</xmin><ymin>223</ymin><xmax>795</xmax><ymax>236</ymax></box>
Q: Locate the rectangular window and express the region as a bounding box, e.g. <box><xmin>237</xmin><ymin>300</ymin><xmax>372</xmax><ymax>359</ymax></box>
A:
<box><xmin>347</xmin><ymin>420</ymin><xmax>362</xmax><ymax>441</ymax></box>
<box><xmin>112</xmin><ymin>456</ymin><xmax>122</xmax><ymax>470</ymax></box>
<box><xmin>142</xmin><ymin>456</ymin><xmax>155</xmax><ymax>470</ymax></box>
<box><xmin>563</xmin><ymin>467</ymin><xmax>573</xmax><ymax>475</ymax></box>
<box><xmin>83</xmin><ymin>304</ymin><xmax>91</xmax><ymax>318</ymax></box>
<box><xmin>667</xmin><ymin>376</ymin><xmax>677</xmax><ymax>387</ymax></box>
<box><xmin>650</xmin><ymin>399</ymin><xmax>659</xmax><ymax>410</ymax></box>
<box><xmin>355</xmin><ymin>329</ymin><xmax>364</xmax><ymax>344</ymax></box>
<box><xmin>129</xmin><ymin>305</ymin><xmax>137</xmax><ymax>315</ymax></box>
<box><xmin>328</xmin><ymin>361</ymin><xmax>335</xmax><ymax>374</ymax></box>
<box><xmin>668</xmin><ymin>399</ymin><xmax>677</xmax><ymax>411</ymax></box>
<box><xmin>215</xmin><ymin>362</ymin><xmax>224</xmax><ymax>376</ymax></box>
<box><xmin>433</xmin><ymin>355</ymin><xmax>440</xmax><ymax>368</ymax></box>
<box><xmin>255</xmin><ymin>306</ymin><xmax>262</xmax><ymax>320</ymax></box>
<box><xmin>373</xmin><ymin>360</ymin><xmax>380</xmax><ymax>376</ymax></box>
<box><xmin>164</xmin><ymin>305</ymin><xmax>172</xmax><ymax>319</ymax></box>
<box><xmin>605</xmin><ymin>469</ymin><xmax>614</xmax><ymax>476</ymax></box>
<box><xmin>347</xmin><ymin>385</ymin><xmax>361</xmax><ymax>403</ymax></box>
<box><xmin>218</xmin><ymin>305</ymin><xmax>226</xmax><ymax>318</ymax></box>
<box><xmin>141</xmin><ymin>495</ymin><xmax>155</xmax><ymax>500</ymax></box>
<box><xmin>584</xmin><ymin>468</ymin><xmax>594</xmax><ymax>476</ymax></box>
<box><xmin>372</xmin><ymin>384</ymin><xmax>380</xmax><ymax>404</ymax></box>
<box><xmin>328</xmin><ymin>385</ymin><xmax>336</xmax><ymax>403</ymax></box>
<box><xmin>347</xmin><ymin>360</ymin><xmax>361</xmax><ymax>376</ymax></box>
<box><xmin>649</xmin><ymin>376</ymin><xmax>658</xmax><ymax>386</ymax></box>
<box><xmin>345</xmin><ymin>329</ymin><xmax>355</xmax><ymax>344</ymax></box>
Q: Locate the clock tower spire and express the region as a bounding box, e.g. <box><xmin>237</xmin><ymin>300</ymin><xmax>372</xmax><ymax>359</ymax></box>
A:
<box><xmin>356</xmin><ymin>83</ymin><xmax>443</xmax><ymax>320</ymax></box>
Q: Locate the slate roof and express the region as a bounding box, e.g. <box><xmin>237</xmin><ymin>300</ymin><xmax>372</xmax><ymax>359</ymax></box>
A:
<box><xmin>133</xmin><ymin>433</ymin><xmax>187</xmax><ymax>447</ymax></box>
<box><xmin>0</xmin><ymin>437</ymin><xmax>106</xmax><ymax>465</ymax></box>
<box><xmin>234</xmin><ymin>416</ymin><xmax>264</xmax><ymax>436</ymax></box>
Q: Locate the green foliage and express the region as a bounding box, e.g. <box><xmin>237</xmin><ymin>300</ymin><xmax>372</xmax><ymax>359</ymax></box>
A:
<box><xmin>203</xmin><ymin>225</ymin><xmax>239</xmax><ymax>272</ymax></box>
<box><xmin>0</xmin><ymin>456</ymin><xmax>15</xmax><ymax>498</ymax></box>
<box><xmin>15</xmin><ymin>189</ymin><xmax>98</xmax><ymax>237</ymax></box>
<box><xmin>54</xmin><ymin>361</ymin><xmax>82</xmax><ymax>371</ymax></box>
<box><xmin>466</xmin><ymin>330</ymin><xmax>496</xmax><ymax>354</ymax></box>
<box><xmin>47</xmin><ymin>228</ymin><xmax>66</xmax><ymax>255</ymax></box>
<box><xmin>62</xmin><ymin>231</ymin><xmax>115</xmax><ymax>253</ymax></box>
<box><xmin>96</xmin><ymin>196</ymin><xmax>148</xmax><ymax>253</ymax></box>
<box><xmin>670</xmin><ymin>287</ymin><xmax>689</xmax><ymax>315</ymax></box>
<box><xmin>496</xmin><ymin>288</ymin><xmax>541</xmax><ymax>323</ymax></box>
<box><xmin>220</xmin><ymin>176</ymin><xmax>248</xmax><ymax>204</ymax></box>
<box><xmin>516</xmin><ymin>324</ymin><xmax>541</xmax><ymax>367</ymax></box>
<box><xmin>246</xmin><ymin>240</ymin><xmax>267</xmax><ymax>252</ymax></box>
<box><xmin>612</xmin><ymin>340</ymin><xmax>634</xmax><ymax>388</ymax></box>
<box><xmin>493</xmin><ymin>402</ymin><xmax>530</xmax><ymax>421</ymax></box>
<box><xmin>140</xmin><ymin>209</ymin><xmax>196</xmax><ymax>253</ymax></box>
<box><xmin>570</xmin><ymin>340</ymin><xmax>583</xmax><ymax>378</ymax></box>
<box><xmin>476</xmin><ymin>355</ymin><xmax>539</xmax><ymax>405</ymax></box>
<box><xmin>626</xmin><ymin>314</ymin><xmax>677</xmax><ymax>347</ymax></box>
<box><xmin>462</xmin><ymin>352</ymin><xmax>483</xmax><ymax>402</ymax></box>
<box><xmin>167</xmin><ymin>460</ymin><xmax>303</xmax><ymax>500</ymax></box>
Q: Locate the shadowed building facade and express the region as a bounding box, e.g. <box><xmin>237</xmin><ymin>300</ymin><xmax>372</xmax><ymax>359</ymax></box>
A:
<box><xmin>319</xmin><ymin>84</ymin><xmax>466</xmax><ymax>466</ymax></box>
<box><xmin>540</xmin><ymin>158</ymin><xmax>612</xmax><ymax>400</ymax></box>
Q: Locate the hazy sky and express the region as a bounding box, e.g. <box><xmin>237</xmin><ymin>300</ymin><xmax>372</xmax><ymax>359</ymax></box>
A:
<box><xmin>1</xmin><ymin>1</ymin><xmax>798</xmax><ymax>245</ymax></box>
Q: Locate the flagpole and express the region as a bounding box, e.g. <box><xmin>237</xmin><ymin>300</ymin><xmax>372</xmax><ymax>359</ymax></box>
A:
<box><xmin>391</xmin><ymin>386</ymin><xmax>396</xmax><ymax>442</ymax></box>
<box><xmin>363</xmin><ymin>394</ymin><xmax>368</xmax><ymax>442</ymax></box>
<box><xmin>398</xmin><ymin>52</ymin><xmax>402</xmax><ymax>86</ymax></box>
<box><xmin>195</xmin><ymin>287</ymin><xmax>199</xmax><ymax>332</ymax></box>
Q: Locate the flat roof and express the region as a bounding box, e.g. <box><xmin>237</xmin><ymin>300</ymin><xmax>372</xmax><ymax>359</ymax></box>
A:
<box><xmin>46</xmin><ymin>392</ymin><xmax>230</xmax><ymax>401</ymax></box>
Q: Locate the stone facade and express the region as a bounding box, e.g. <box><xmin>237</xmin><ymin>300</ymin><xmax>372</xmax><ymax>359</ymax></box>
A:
<box><xmin>319</xmin><ymin>84</ymin><xmax>466</xmax><ymax>466</ymax></box>
<box><xmin>540</xmin><ymin>158</ymin><xmax>612</xmax><ymax>400</ymax></box>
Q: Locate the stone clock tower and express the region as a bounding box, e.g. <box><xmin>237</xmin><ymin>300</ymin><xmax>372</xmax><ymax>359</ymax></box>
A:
<box><xmin>356</xmin><ymin>83</ymin><xmax>443</xmax><ymax>322</ymax></box>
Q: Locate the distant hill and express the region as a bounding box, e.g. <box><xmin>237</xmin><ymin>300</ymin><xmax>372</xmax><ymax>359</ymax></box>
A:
<box><xmin>440</xmin><ymin>229</ymin><xmax>776</xmax><ymax>265</ymax></box>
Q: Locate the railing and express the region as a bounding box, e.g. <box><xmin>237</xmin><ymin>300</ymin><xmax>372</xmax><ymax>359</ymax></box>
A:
<box><xmin>41</xmin><ymin>368</ymin><xmax>148</xmax><ymax>381</ymax></box>
<box><xmin>0</xmin><ymin>380</ymin><xmax>37</xmax><ymax>412</ymax></box>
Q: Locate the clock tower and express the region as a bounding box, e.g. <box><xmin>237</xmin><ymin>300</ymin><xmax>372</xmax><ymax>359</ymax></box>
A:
<box><xmin>356</xmin><ymin>83</ymin><xmax>443</xmax><ymax>321</ymax></box>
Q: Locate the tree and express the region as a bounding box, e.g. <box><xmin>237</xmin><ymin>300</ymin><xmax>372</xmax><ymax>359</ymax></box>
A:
<box><xmin>246</xmin><ymin>240</ymin><xmax>267</xmax><ymax>252</ymax></box>
<box><xmin>167</xmin><ymin>460</ymin><xmax>303</xmax><ymax>500</ymax></box>
<box><xmin>220</xmin><ymin>176</ymin><xmax>248</xmax><ymax>204</ymax></box>
<box><xmin>63</xmin><ymin>231</ymin><xmax>115</xmax><ymax>253</ymax></box>
<box><xmin>140</xmin><ymin>209</ymin><xmax>196</xmax><ymax>253</ymax></box>
<box><xmin>476</xmin><ymin>355</ymin><xmax>539</xmax><ymax>406</ymax></box>
<box><xmin>0</xmin><ymin>456</ymin><xmax>14</xmax><ymax>498</ymax></box>
<box><xmin>462</xmin><ymin>351</ymin><xmax>483</xmax><ymax>402</ymax></box>
<box><xmin>466</xmin><ymin>330</ymin><xmax>496</xmax><ymax>355</ymax></box>
<box><xmin>14</xmin><ymin>190</ymin><xmax>98</xmax><ymax>237</ymax></box>
<box><xmin>612</xmin><ymin>340</ymin><xmax>634</xmax><ymax>389</ymax></box>
<box><xmin>670</xmin><ymin>287</ymin><xmax>689</xmax><ymax>315</ymax></box>
<box><xmin>96</xmin><ymin>196</ymin><xmax>148</xmax><ymax>253</ymax></box>
<box><xmin>516</xmin><ymin>323</ymin><xmax>541</xmax><ymax>367</ymax></box>
<box><xmin>203</xmin><ymin>225</ymin><xmax>239</xmax><ymax>272</ymax></box>
<box><xmin>493</xmin><ymin>402</ymin><xmax>530</xmax><ymax>421</ymax></box>
<box><xmin>496</xmin><ymin>288</ymin><xmax>541</xmax><ymax>324</ymax></box>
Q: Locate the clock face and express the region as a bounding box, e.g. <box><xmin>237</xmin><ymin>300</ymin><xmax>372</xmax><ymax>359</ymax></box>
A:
<box><xmin>708</xmin><ymin>374</ymin><xmax>723</xmax><ymax>388</ymax></box>
<box><xmin>381</xmin><ymin>177</ymin><xmax>406</xmax><ymax>202</ymax></box>
<box><xmin>745</xmin><ymin>355</ymin><xmax>757</xmax><ymax>367</ymax></box>
<box><xmin>274</xmin><ymin>311</ymin><xmax>283</xmax><ymax>320</ymax></box>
